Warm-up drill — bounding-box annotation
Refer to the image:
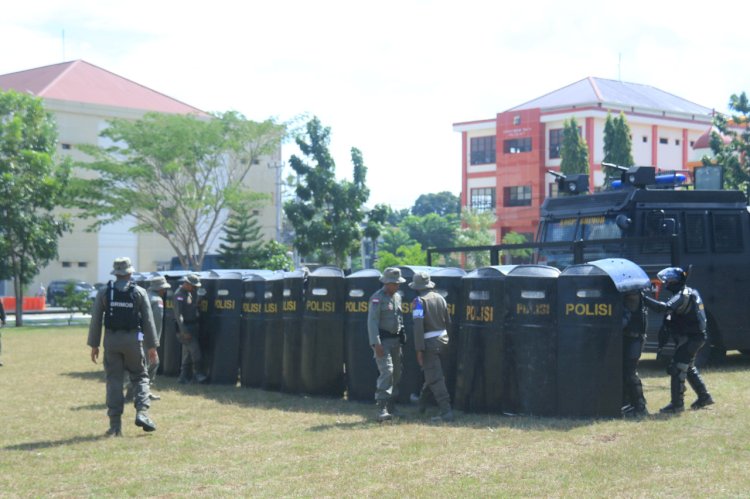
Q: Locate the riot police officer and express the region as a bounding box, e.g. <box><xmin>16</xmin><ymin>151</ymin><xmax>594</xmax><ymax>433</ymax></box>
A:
<box><xmin>174</xmin><ymin>273</ymin><xmax>207</xmax><ymax>384</ymax></box>
<box><xmin>367</xmin><ymin>267</ymin><xmax>405</xmax><ymax>422</ymax></box>
<box><xmin>88</xmin><ymin>257</ymin><xmax>159</xmax><ymax>436</ymax></box>
<box><xmin>645</xmin><ymin>267</ymin><xmax>714</xmax><ymax>414</ymax></box>
<box><xmin>410</xmin><ymin>271</ymin><xmax>454</xmax><ymax>422</ymax></box>
<box><xmin>621</xmin><ymin>290</ymin><xmax>648</xmax><ymax>417</ymax></box>
<box><xmin>146</xmin><ymin>275</ymin><xmax>171</xmax><ymax>398</ymax></box>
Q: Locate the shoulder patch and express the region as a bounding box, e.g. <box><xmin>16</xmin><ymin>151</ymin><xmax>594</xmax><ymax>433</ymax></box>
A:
<box><xmin>371</xmin><ymin>297</ymin><xmax>380</xmax><ymax>304</ymax></box>
<box><xmin>412</xmin><ymin>298</ymin><xmax>424</xmax><ymax>319</ymax></box>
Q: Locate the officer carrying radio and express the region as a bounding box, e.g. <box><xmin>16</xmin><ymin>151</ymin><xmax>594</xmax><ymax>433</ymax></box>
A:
<box><xmin>88</xmin><ymin>257</ymin><xmax>159</xmax><ymax>436</ymax></box>
<box><xmin>367</xmin><ymin>267</ymin><xmax>406</xmax><ymax>422</ymax></box>
<box><xmin>644</xmin><ymin>267</ymin><xmax>714</xmax><ymax>414</ymax></box>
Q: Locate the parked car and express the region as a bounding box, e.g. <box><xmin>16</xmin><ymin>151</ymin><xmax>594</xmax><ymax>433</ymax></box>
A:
<box><xmin>47</xmin><ymin>280</ymin><xmax>95</xmax><ymax>307</ymax></box>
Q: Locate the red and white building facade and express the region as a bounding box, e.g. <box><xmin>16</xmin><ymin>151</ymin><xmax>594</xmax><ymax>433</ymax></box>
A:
<box><xmin>454</xmin><ymin>77</ymin><xmax>715</xmax><ymax>242</ymax></box>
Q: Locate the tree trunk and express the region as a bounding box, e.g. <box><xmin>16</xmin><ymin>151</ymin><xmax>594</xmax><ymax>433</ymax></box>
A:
<box><xmin>13</xmin><ymin>274</ymin><xmax>23</xmax><ymax>327</ymax></box>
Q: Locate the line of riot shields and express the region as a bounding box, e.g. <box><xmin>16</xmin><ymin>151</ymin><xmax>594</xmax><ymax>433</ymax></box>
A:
<box><xmin>134</xmin><ymin>258</ymin><xmax>649</xmax><ymax>418</ymax></box>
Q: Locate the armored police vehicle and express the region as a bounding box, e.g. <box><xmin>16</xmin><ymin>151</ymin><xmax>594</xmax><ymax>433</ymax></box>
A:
<box><xmin>536</xmin><ymin>165</ymin><xmax>750</xmax><ymax>364</ymax></box>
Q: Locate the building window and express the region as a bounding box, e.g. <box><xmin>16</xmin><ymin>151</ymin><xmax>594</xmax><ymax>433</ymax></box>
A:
<box><xmin>62</xmin><ymin>261</ymin><xmax>72</xmax><ymax>268</ymax></box>
<box><xmin>78</xmin><ymin>262</ymin><xmax>88</xmax><ymax>268</ymax></box>
<box><xmin>469</xmin><ymin>187</ymin><xmax>496</xmax><ymax>213</ymax></box>
<box><xmin>503</xmin><ymin>185</ymin><xmax>532</xmax><ymax>207</ymax></box>
<box><xmin>659</xmin><ymin>137</ymin><xmax>668</xmax><ymax>144</ymax></box>
<box><xmin>61</xmin><ymin>143</ymin><xmax>71</xmax><ymax>150</ymax></box>
<box><xmin>675</xmin><ymin>139</ymin><xmax>680</xmax><ymax>146</ymax></box>
<box><xmin>470</xmin><ymin>136</ymin><xmax>496</xmax><ymax>165</ymax></box>
<box><xmin>549</xmin><ymin>129</ymin><xmax>563</xmax><ymax>159</ymax></box>
<box><xmin>503</xmin><ymin>137</ymin><xmax>532</xmax><ymax>154</ymax></box>
<box><xmin>642</xmin><ymin>136</ymin><xmax>648</xmax><ymax>143</ymax></box>
<box><xmin>513</xmin><ymin>115</ymin><xmax>521</xmax><ymax>125</ymax></box>
<box><xmin>690</xmin><ymin>140</ymin><xmax>695</xmax><ymax>147</ymax></box>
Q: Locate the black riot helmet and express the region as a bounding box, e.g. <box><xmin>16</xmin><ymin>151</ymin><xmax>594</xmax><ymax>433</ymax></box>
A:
<box><xmin>657</xmin><ymin>267</ymin><xmax>686</xmax><ymax>293</ymax></box>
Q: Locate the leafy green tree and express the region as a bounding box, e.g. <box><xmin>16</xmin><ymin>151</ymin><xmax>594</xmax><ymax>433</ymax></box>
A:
<box><xmin>602</xmin><ymin>112</ymin><xmax>634</xmax><ymax>187</ymax></box>
<box><xmin>284</xmin><ymin>117</ymin><xmax>372</xmax><ymax>268</ymax></box>
<box><xmin>412</xmin><ymin>191</ymin><xmax>460</xmax><ymax>217</ymax></box>
<box><xmin>375</xmin><ymin>243</ymin><xmax>426</xmax><ymax>270</ymax></box>
<box><xmin>0</xmin><ymin>90</ymin><xmax>71</xmax><ymax>326</ymax></box>
<box><xmin>401</xmin><ymin>213</ymin><xmax>459</xmax><ymax>250</ymax></box>
<box><xmin>71</xmin><ymin>111</ymin><xmax>284</xmax><ymax>270</ymax></box>
<box><xmin>707</xmin><ymin>91</ymin><xmax>750</xmax><ymax>191</ymax></box>
<box><xmin>560</xmin><ymin>117</ymin><xmax>589</xmax><ymax>176</ymax></box>
<box><xmin>455</xmin><ymin>209</ymin><xmax>496</xmax><ymax>269</ymax></box>
<box><xmin>500</xmin><ymin>231</ymin><xmax>533</xmax><ymax>264</ymax></box>
<box><xmin>256</xmin><ymin>240</ymin><xmax>294</xmax><ymax>271</ymax></box>
<box><xmin>217</xmin><ymin>201</ymin><xmax>268</xmax><ymax>269</ymax></box>
<box><xmin>58</xmin><ymin>282</ymin><xmax>92</xmax><ymax>325</ymax></box>
<box><xmin>379</xmin><ymin>227</ymin><xmax>416</xmax><ymax>255</ymax></box>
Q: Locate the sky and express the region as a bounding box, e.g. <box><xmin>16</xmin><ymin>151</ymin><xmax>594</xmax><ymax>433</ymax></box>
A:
<box><xmin>2</xmin><ymin>0</ymin><xmax>749</xmax><ymax>210</ymax></box>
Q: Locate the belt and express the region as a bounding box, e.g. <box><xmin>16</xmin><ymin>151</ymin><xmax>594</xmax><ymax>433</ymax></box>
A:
<box><xmin>424</xmin><ymin>329</ymin><xmax>446</xmax><ymax>340</ymax></box>
<box><xmin>378</xmin><ymin>328</ymin><xmax>400</xmax><ymax>339</ymax></box>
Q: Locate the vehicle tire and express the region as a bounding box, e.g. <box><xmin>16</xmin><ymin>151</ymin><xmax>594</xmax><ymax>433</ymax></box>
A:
<box><xmin>694</xmin><ymin>317</ymin><xmax>726</xmax><ymax>368</ymax></box>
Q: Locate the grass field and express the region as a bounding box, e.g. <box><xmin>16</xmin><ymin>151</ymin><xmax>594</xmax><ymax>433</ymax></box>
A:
<box><xmin>1</xmin><ymin>325</ymin><xmax>749</xmax><ymax>497</ymax></box>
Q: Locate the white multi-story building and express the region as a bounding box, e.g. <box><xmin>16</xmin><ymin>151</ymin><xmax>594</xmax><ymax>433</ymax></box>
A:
<box><xmin>0</xmin><ymin>60</ymin><xmax>281</xmax><ymax>291</ymax></box>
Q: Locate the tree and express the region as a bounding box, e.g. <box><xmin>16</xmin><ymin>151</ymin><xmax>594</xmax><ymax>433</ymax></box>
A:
<box><xmin>560</xmin><ymin>117</ymin><xmax>589</xmax><ymax>176</ymax></box>
<box><xmin>217</xmin><ymin>200</ymin><xmax>268</xmax><ymax>269</ymax></box>
<box><xmin>500</xmin><ymin>231</ymin><xmax>533</xmax><ymax>264</ymax></box>
<box><xmin>375</xmin><ymin>243</ymin><xmax>426</xmax><ymax>270</ymax></box>
<box><xmin>0</xmin><ymin>90</ymin><xmax>71</xmax><ymax>326</ymax></box>
<box><xmin>602</xmin><ymin>112</ymin><xmax>634</xmax><ymax>187</ymax></box>
<box><xmin>58</xmin><ymin>282</ymin><xmax>92</xmax><ymax>326</ymax></box>
<box><xmin>412</xmin><ymin>191</ymin><xmax>460</xmax><ymax>217</ymax></box>
<box><xmin>454</xmin><ymin>209</ymin><xmax>496</xmax><ymax>269</ymax></box>
<box><xmin>401</xmin><ymin>213</ymin><xmax>459</xmax><ymax>250</ymax></box>
<box><xmin>71</xmin><ymin>111</ymin><xmax>284</xmax><ymax>270</ymax></box>
<box><xmin>707</xmin><ymin>91</ymin><xmax>750</xmax><ymax>191</ymax></box>
<box><xmin>379</xmin><ymin>227</ymin><xmax>416</xmax><ymax>255</ymax></box>
<box><xmin>284</xmin><ymin>117</ymin><xmax>372</xmax><ymax>268</ymax></box>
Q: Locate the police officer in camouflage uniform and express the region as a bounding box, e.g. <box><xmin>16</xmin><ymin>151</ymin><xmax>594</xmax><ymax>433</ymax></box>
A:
<box><xmin>645</xmin><ymin>267</ymin><xmax>714</xmax><ymax>414</ymax></box>
<box><xmin>88</xmin><ymin>257</ymin><xmax>159</xmax><ymax>436</ymax></box>
<box><xmin>621</xmin><ymin>290</ymin><xmax>648</xmax><ymax>417</ymax></box>
<box><xmin>174</xmin><ymin>273</ymin><xmax>207</xmax><ymax>384</ymax></box>
<box><xmin>367</xmin><ymin>267</ymin><xmax>405</xmax><ymax>422</ymax></box>
<box><xmin>146</xmin><ymin>275</ymin><xmax>171</xmax><ymax>399</ymax></box>
<box><xmin>410</xmin><ymin>271</ymin><xmax>454</xmax><ymax>422</ymax></box>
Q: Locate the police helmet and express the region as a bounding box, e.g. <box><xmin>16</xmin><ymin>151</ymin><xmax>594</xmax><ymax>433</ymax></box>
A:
<box><xmin>657</xmin><ymin>267</ymin><xmax>686</xmax><ymax>292</ymax></box>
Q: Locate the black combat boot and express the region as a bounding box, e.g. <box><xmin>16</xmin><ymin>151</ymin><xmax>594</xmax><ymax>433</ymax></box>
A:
<box><xmin>106</xmin><ymin>416</ymin><xmax>122</xmax><ymax>437</ymax></box>
<box><xmin>687</xmin><ymin>367</ymin><xmax>714</xmax><ymax>409</ymax></box>
<box><xmin>660</xmin><ymin>376</ymin><xmax>685</xmax><ymax>414</ymax></box>
<box><xmin>177</xmin><ymin>365</ymin><xmax>191</xmax><ymax>384</ymax></box>
<box><xmin>386</xmin><ymin>399</ymin><xmax>401</xmax><ymax>418</ymax></box>
<box><xmin>135</xmin><ymin>411</ymin><xmax>157</xmax><ymax>432</ymax></box>
<box><xmin>376</xmin><ymin>401</ymin><xmax>392</xmax><ymax>422</ymax></box>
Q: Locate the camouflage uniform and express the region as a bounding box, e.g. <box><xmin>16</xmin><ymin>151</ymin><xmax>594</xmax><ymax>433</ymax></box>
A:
<box><xmin>174</xmin><ymin>274</ymin><xmax>206</xmax><ymax>383</ymax></box>
<box><xmin>367</xmin><ymin>268</ymin><xmax>405</xmax><ymax>420</ymax></box>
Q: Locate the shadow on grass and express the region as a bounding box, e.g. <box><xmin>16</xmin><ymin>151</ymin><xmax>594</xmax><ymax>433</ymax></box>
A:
<box><xmin>62</xmin><ymin>370</ymin><xmax>104</xmax><ymax>381</ymax></box>
<box><xmin>4</xmin><ymin>433</ymin><xmax>109</xmax><ymax>451</ymax></box>
<box><xmin>70</xmin><ymin>403</ymin><xmax>107</xmax><ymax>411</ymax></box>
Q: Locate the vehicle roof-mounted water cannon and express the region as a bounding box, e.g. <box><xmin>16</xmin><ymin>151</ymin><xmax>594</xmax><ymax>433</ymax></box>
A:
<box><xmin>603</xmin><ymin>163</ymin><xmax>686</xmax><ymax>190</ymax></box>
<box><xmin>547</xmin><ymin>170</ymin><xmax>589</xmax><ymax>196</ymax></box>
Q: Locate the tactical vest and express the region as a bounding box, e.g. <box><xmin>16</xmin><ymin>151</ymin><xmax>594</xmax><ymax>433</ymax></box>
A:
<box><xmin>671</xmin><ymin>288</ymin><xmax>705</xmax><ymax>336</ymax></box>
<box><xmin>104</xmin><ymin>281</ymin><xmax>141</xmax><ymax>331</ymax></box>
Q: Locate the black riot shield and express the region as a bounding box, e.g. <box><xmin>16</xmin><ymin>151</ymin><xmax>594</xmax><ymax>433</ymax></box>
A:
<box><xmin>160</xmin><ymin>271</ymin><xmax>193</xmax><ymax>376</ymax></box>
<box><xmin>454</xmin><ymin>265</ymin><xmax>515</xmax><ymax>414</ymax></box>
<box><xmin>429</xmin><ymin>267</ymin><xmax>467</xmax><ymax>403</ymax></box>
<box><xmin>557</xmin><ymin>258</ymin><xmax>649</xmax><ymax>418</ymax></box>
<box><xmin>504</xmin><ymin>265</ymin><xmax>560</xmax><ymax>416</ymax></box>
<box><xmin>261</xmin><ymin>273</ymin><xmax>284</xmax><ymax>391</ymax></box>
<box><xmin>205</xmin><ymin>271</ymin><xmax>243</xmax><ymax>385</ymax></box>
<box><xmin>344</xmin><ymin>269</ymin><xmax>382</xmax><ymax>402</ymax></box>
<box><xmin>240</xmin><ymin>271</ymin><xmax>276</xmax><ymax>388</ymax></box>
<box><xmin>197</xmin><ymin>274</ymin><xmax>216</xmax><ymax>381</ymax></box>
<box><xmin>281</xmin><ymin>270</ymin><xmax>306</xmax><ymax>394</ymax></box>
<box><xmin>300</xmin><ymin>266</ymin><xmax>346</xmax><ymax>397</ymax></box>
<box><xmin>396</xmin><ymin>266</ymin><xmax>439</xmax><ymax>404</ymax></box>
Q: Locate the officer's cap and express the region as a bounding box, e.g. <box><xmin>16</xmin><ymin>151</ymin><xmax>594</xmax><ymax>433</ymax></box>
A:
<box><xmin>409</xmin><ymin>271</ymin><xmax>435</xmax><ymax>290</ymax></box>
<box><xmin>111</xmin><ymin>257</ymin><xmax>135</xmax><ymax>276</ymax></box>
<box><xmin>150</xmin><ymin>275</ymin><xmax>172</xmax><ymax>290</ymax></box>
<box><xmin>180</xmin><ymin>273</ymin><xmax>202</xmax><ymax>287</ymax></box>
<box><xmin>380</xmin><ymin>267</ymin><xmax>406</xmax><ymax>284</ymax></box>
